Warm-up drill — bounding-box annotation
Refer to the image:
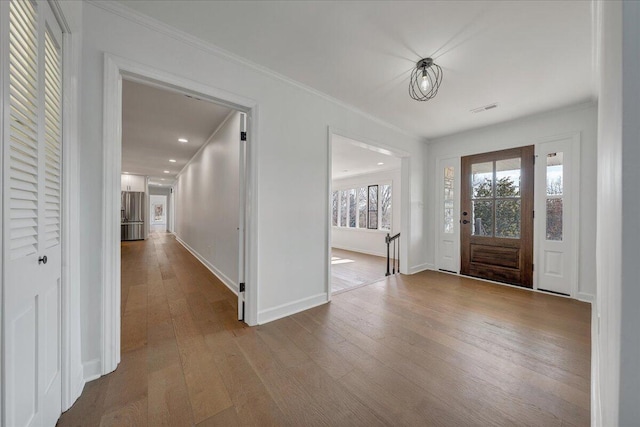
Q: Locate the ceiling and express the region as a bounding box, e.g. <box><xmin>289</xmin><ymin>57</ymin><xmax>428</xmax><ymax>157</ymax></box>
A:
<box><xmin>121</xmin><ymin>79</ymin><xmax>232</xmax><ymax>186</ymax></box>
<box><xmin>116</xmin><ymin>1</ymin><xmax>596</xmax><ymax>140</ymax></box>
<box><xmin>332</xmin><ymin>135</ymin><xmax>401</xmax><ymax>180</ymax></box>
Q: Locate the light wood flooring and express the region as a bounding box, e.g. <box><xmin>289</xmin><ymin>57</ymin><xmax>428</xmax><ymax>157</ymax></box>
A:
<box><xmin>58</xmin><ymin>231</ymin><xmax>591</xmax><ymax>426</ymax></box>
<box><xmin>331</xmin><ymin>248</ymin><xmax>388</xmax><ymax>293</ymax></box>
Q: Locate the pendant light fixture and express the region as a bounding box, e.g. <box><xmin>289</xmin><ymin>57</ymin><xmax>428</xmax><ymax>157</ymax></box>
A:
<box><xmin>409</xmin><ymin>58</ymin><xmax>443</xmax><ymax>101</ymax></box>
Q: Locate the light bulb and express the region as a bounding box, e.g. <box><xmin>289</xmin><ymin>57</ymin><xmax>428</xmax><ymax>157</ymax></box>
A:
<box><xmin>420</xmin><ymin>71</ymin><xmax>430</xmax><ymax>92</ymax></box>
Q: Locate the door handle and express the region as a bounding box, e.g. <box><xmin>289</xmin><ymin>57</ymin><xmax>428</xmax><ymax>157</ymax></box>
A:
<box><xmin>38</xmin><ymin>255</ymin><xmax>48</xmax><ymax>265</ymax></box>
<box><xmin>462</xmin><ymin>220</ymin><xmax>470</xmax><ymax>224</ymax></box>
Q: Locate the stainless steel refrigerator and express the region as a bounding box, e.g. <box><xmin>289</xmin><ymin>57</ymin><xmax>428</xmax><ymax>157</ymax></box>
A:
<box><xmin>121</xmin><ymin>191</ymin><xmax>145</xmax><ymax>241</ymax></box>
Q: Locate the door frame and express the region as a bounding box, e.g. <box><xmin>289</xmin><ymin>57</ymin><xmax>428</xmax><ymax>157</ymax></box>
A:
<box><xmin>326</xmin><ymin>127</ymin><xmax>411</xmax><ymax>299</ymax></box>
<box><xmin>101</xmin><ymin>54</ymin><xmax>260</xmax><ymax>375</ymax></box>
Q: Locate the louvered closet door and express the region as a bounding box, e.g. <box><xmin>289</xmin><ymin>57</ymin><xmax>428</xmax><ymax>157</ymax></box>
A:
<box><xmin>3</xmin><ymin>1</ymin><xmax>63</xmax><ymax>426</ymax></box>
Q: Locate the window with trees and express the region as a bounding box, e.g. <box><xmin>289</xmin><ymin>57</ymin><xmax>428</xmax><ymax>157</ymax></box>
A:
<box><xmin>332</xmin><ymin>182</ymin><xmax>392</xmax><ymax>231</ymax></box>
<box><xmin>471</xmin><ymin>158</ymin><xmax>521</xmax><ymax>238</ymax></box>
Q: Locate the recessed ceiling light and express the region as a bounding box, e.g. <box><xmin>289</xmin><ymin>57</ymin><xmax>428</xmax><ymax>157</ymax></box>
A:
<box><xmin>377</xmin><ymin>162</ymin><xmax>384</xmax><ymax>166</ymax></box>
<box><xmin>163</xmin><ymin>170</ymin><xmax>170</xmax><ymax>174</ymax></box>
<box><xmin>123</xmin><ymin>171</ymin><xmax>129</xmax><ymax>174</ymax></box>
<box><xmin>178</xmin><ymin>138</ymin><xmax>188</xmax><ymax>143</ymax></box>
<box><xmin>160</xmin><ymin>178</ymin><xmax>165</xmax><ymax>181</ymax></box>
<box><xmin>169</xmin><ymin>159</ymin><xmax>176</xmax><ymax>163</ymax></box>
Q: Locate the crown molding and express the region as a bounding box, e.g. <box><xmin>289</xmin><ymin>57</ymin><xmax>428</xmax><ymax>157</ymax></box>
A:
<box><xmin>86</xmin><ymin>1</ymin><xmax>424</xmax><ymax>142</ymax></box>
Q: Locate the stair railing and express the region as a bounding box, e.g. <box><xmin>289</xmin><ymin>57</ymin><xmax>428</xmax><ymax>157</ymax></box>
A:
<box><xmin>385</xmin><ymin>232</ymin><xmax>400</xmax><ymax>276</ymax></box>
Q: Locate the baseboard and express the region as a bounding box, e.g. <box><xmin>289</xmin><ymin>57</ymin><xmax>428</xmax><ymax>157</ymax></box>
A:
<box><xmin>577</xmin><ymin>292</ymin><xmax>595</xmax><ymax>303</ymax></box>
<box><xmin>332</xmin><ymin>245</ymin><xmax>386</xmax><ymax>258</ymax></box>
<box><xmin>82</xmin><ymin>358</ymin><xmax>101</xmax><ymax>383</ymax></box>
<box><xmin>409</xmin><ymin>263</ymin><xmax>432</xmax><ymax>274</ymax></box>
<box><xmin>175</xmin><ymin>236</ymin><xmax>238</xmax><ymax>295</ymax></box>
<box><xmin>258</xmin><ymin>292</ymin><xmax>329</xmax><ymax>325</ymax></box>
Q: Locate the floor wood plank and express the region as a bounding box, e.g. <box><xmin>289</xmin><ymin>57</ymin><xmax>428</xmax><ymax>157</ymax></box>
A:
<box><xmin>58</xmin><ymin>231</ymin><xmax>590</xmax><ymax>426</ymax></box>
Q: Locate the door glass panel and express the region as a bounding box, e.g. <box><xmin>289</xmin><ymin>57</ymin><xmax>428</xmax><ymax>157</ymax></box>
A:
<box><xmin>444</xmin><ymin>166</ymin><xmax>454</xmax><ymax>233</ymax></box>
<box><xmin>472</xmin><ymin>200</ymin><xmax>493</xmax><ymax>236</ymax></box>
<box><xmin>472</xmin><ymin>162</ymin><xmax>493</xmax><ymax>199</ymax></box>
<box><xmin>546</xmin><ymin>198</ymin><xmax>563</xmax><ymax>240</ymax></box>
<box><xmin>496</xmin><ymin>158</ymin><xmax>521</xmax><ymax>197</ymax></box>
<box><xmin>496</xmin><ymin>200</ymin><xmax>521</xmax><ymax>238</ymax></box>
<box><xmin>547</xmin><ymin>152</ymin><xmax>563</xmax><ymax>196</ymax></box>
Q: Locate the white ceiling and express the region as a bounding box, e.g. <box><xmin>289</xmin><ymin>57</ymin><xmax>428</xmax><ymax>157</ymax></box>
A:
<box><xmin>332</xmin><ymin>135</ymin><xmax>401</xmax><ymax>180</ymax></box>
<box><xmin>121</xmin><ymin>79</ymin><xmax>232</xmax><ymax>186</ymax></box>
<box><xmin>116</xmin><ymin>0</ymin><xmax>596</xmax><ymax>140</ymax></box>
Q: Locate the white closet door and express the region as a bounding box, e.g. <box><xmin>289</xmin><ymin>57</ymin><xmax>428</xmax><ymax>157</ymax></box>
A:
<box><xmin>3</xmin><ymin>1</ymin><xmax>63</xmax><ymax>426</ymax></box>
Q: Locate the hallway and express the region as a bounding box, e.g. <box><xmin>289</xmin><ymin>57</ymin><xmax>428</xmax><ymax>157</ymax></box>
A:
<box><xmin>58</xmin><ymin>231</ymin><xmax>590</xmax><ymax>426</ymax></box>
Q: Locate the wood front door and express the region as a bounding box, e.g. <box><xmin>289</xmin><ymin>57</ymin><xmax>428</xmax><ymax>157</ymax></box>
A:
<box><xmin>461</xmin><ymin>146</ymin><xmax>534</xmax><ymax>288</ymax></box>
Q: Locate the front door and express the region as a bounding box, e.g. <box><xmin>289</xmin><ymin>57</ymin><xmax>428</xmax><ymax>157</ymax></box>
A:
<box><xmin>3</xmin><ymin>1</ymin><xmax>63</xmax><ymax>425</ymax></box>
<box><xmin>460</xmin><ymin>146</ymin><xmax>534</xmax><ymax>288</ymax></box>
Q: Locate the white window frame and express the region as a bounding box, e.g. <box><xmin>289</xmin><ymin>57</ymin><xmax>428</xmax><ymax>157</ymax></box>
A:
<box><xmin>332</xmin><ymin>180</ymin><xmax>392</xmax><ymax>232</ymax></box>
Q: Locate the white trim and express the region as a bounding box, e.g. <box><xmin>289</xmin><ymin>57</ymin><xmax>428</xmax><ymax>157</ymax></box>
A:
<box><xmin>57</xmin><ymin>0</ymin><xmax>83</xmax><ymax>410</ymax></box>
<box><xmin>326</xmin><ymin>128</ymin><xmax>333</xmax><ymax>301</ymax></box>
<box><xmin>0</xmin><ymin>1</ymin><xmax>7</xmax><ymax>422</ymax></box>
<box><xmin>101</xmin><ymin>56</ymin><xmax>122</xmax><ymax>375</ymax></box>
<box><xmin>86</xmin><ymin>0</ymin><xmax>420</xmax><ymax>141</ymax></box>
<box><xmin>174</xmin><ymin>236</ymin><xmax>239</xmax><ymax>295</ymax></box>
<box><xmin>578</xmin><ymin>292</ymin><xmax>595</xmax><ymax>303</ymax></box>
<box><xmin>409</xmin><ymin>263</ymin><xmax>432</xmax><ymax>274</ymax></box>
<box><xmin>81</xmin><ymin>359</ymin><xmax>102</xmax><ymax>383</ymax></box>
<box><xmin>591</xmin><ymin>301</ymin><xmax>602</xmax><ymax>426</ymax></box>
<box><xmin>257</xmin><ymin>293</ymin><xmax>329</xmax><ymax>325</ymax></box>
<box><xmin>101</xmin><ymin>54</ymin><xmax>261</xmax><ymax>379</ymax></box>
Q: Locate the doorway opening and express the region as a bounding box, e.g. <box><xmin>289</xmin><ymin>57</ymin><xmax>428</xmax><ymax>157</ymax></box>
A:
<box><xmin>329</xmin><ymin>133</ymin><xmax>404</xmax><ymax>294</ymax></box>
<box><xmin>102</xmin><ymin>55</ymin><xmax>258</xmax><ymax>375</ymax></box>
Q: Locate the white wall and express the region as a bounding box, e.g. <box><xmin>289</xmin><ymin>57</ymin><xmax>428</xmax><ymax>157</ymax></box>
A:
<box><xmin>594</xmin><ymin>1</ymin><xmax>640</xmax><ymax>425</ymax></box>
<box><xmin>426</xmin><ymin>102</ymin><xmax>597</xmax><ymax>300</ymax></box>
<box><xmin>149</xmin><ymin>195</ymin><xmax>167</xmax><ymax>224</ymax></box>
<box><xmin>149</xmin><ymin>186</ymin><xmax>171</xmax><ymax>230</ymax></box>
<box><xmin>332</xmin><ymin>169</ymin><xmax>401</xmax><ymax>257</ymax></box>
<box><xmin>77</xmin><ymin>2</ymin><xmax>426</xmax><ymax>366</ymax></box>
<box><xmin>174</xmin><ymin>112</ymin><xmax>241</xmax><ymax>291</ymax></box>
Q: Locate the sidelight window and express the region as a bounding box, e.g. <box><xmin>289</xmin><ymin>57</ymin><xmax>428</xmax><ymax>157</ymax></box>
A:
<box><xmin>545</xmin><ymin>152</ymin><xmax>563</xmax><ymax>241</ymax></box>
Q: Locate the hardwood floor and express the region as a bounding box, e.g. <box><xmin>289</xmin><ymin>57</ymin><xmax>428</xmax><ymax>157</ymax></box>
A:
<box><xmin>331</xmin><ymin>248</ymin><xmax>388</xmax><ymax>293</ymax></box>
<box><xmin>58</xmin><ymin>231</ymin><xmax>590</xmax><ymax>426</ymax></box>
